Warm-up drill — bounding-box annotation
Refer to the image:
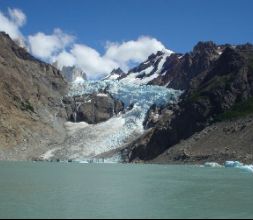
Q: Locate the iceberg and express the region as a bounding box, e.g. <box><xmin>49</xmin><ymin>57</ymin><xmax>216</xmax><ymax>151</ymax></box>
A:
<box><xmin>225</xmin><ymin>161</ymin><xmax>253</xmax><ymax>173</ymax></box>
<box><xmin>204</xmin><ymin>162</ymin><xmax>223</xmax><ymax>168</ymax></box>
<box><xmin>224</xmin><ymin>161</ymin><xmax>244</xmax><ymax>168</ymax></box>
<box><xmin>202</xmin><ymin>161</ymin><xmax>253</xmax><ymax>174</ymax></box>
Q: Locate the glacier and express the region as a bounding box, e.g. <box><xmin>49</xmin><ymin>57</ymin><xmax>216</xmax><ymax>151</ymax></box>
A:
<box><xmin>44</xmin><ymin>80</ymin><xmax>182</xmax><ymax>162</ymax></box>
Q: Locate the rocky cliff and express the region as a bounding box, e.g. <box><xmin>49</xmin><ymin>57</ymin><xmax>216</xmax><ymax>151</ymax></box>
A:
<box><xmin>0</xmin><ymin>32</ymin><xmax>68</xmax><ymax>160</ymax></box>
<box><xmin>63</xmin><ymin>93</ymin><xmax>124</xmax><ymax>124</ymax></box>
<box><xmin>125</xmin><ymin>42</ymin><xmax>253</xmax><ymax>163</ymax></box>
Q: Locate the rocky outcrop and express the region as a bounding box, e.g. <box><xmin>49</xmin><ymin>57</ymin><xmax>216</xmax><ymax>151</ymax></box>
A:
<box><xmin>0</xmin><ymin>32</ymin><xmax>67</xmax><ymax>160</ymax></box>
<box><xmin>125</xmin><ymin>42</ymin><xmax>253</xmax><ymax>162</ymax></box>
<box><xmin>104</xmin><ymin>68</ymin><xmax>126</xmax><ymax>80</ymax></box>
<box><xmin>150</xmin><ymin>115</ymin><xmax>253</xmax><ymax>164</ymax></box>
<box><xmin>63</xmin><ymin>93</ymin><xmax>124</xmax><ymax>124</ymax></box>
<box><xmin>61</xmin><ymin>66</ymin><xmax>87</xmax><ymax>82</ymax></box>
<box><xmin>118</xmin><ymin>42</ymin><xmax>224</xmax><ymax>88</ymax></box>
<box><xmin>149</xmin><ymin>41</ymin><xmax>224</xmax><ymax>89</ymax></box>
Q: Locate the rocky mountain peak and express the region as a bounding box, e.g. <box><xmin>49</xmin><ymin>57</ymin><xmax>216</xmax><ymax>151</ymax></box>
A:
<box><xmin>192</xmin><ymin>41</ymin><xmax>218</xmax><ymax>55</ymax></box>
<box><xmin>111</xmin><ymin>67</ymin><xmax>125</xmax><ymax>76</ymax></box>
<box><xmin>104</xmin><ymin>67</ymin><xmax>126</xmax><ymax>80</ymax></box>
<box><xmin>61</xmin><ymin>66</ymin><xmax>87</xmax><ymax>83</ymax></box>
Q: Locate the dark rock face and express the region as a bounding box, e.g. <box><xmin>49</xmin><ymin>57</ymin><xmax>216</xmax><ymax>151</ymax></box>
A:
<box><xmin>111</xmin><ymin>68</ymin><xmax>126</xmax><ymax>76</ymax></box>
<box><xmin>61</xmin><ymin>66</ymin><xmax>87</xmax><ymax>82</ymax></box>
<box><xmin>149</xmin><ymin>41</ymin><xmax>222</xmax><ymax>90</ymax></box>
<box><xmin>126</xmin><ymin>42</ymin><xmax>253</xmax><ymax>162</ymax></box>
<box><xmin>63</xmin><ymin>93</ymin><xmax>124</xmax><ymax>124</ymax></box>
<box><xmin>0</xmin><ymin>32</ymin><xmax>67</xmax><ymax>151</ymax></box>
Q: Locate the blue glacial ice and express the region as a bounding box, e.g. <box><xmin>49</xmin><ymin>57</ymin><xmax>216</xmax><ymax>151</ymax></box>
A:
<box><xmin>44</xmin><ymin>80</ymin><xmax>183</xmax><ymax>162</ymax></box>
<box><xmin>225</xmin><ymin>161</ymin><xmax>253</xmax><ymax>173</ymax></box>
<box><xmin>204</xmin><ymin>161</ymin><xmax>253</xmax><ymax>174</ymax></box>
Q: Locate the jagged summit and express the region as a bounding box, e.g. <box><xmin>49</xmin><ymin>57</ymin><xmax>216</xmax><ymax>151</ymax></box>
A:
<box><xmin>61</xmin><ymin>66</ymin><xmax>87</xmax><ymax>83</ymax></box>
<box><xmin>52</xmin><ymin>62</ymin><xmax>87</xmax><ymax>83</ymax></box>
<box><xmin>118</xmin><ymin>41</ymin><xmax>228</xmax><ymax>89</ymax></box>
<box><xmin>119</xmin><ymin>50</ymin><xmax>175</xmax><ymax>85</ymax></box>
<box><xmin>104</xmin><ymin>67</ymin><xmax>126</xmax><ymax>80</ymax></box>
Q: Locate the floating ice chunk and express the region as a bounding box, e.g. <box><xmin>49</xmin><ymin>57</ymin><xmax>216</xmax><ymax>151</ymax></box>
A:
<box><xmin>225</xmin><ymin>161</ymin><xmax>243</xmax><ymax>168</ymax></box>
<box><xmin>240</xmin><ymin>165</ymin><xmax>253</xmax><ymax>173</ymax></box>
<box><xmin>225</xmin><ymin>161</ymin><xmax>253</xmax><ymax>174</ymax></box>
<box><xmin>204</xmin><ymin>162</ymin><xmax>223</xmax><ymax>168</ymax></box>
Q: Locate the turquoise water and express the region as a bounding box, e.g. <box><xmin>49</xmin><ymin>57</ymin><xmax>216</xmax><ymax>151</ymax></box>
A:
<box><xmin>0</xmin><ymin>162</ymin><xmax>252</xmax><ymax>219</ymax></box>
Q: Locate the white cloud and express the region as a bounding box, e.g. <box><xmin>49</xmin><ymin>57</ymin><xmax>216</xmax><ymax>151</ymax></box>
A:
<box><xmin>53</xmin><ymin>51</ymin><xmax>76</xmax><ymax>68</ymax></box>
<box><xmin>8</xmin><ymin>8</ymin><xmax>26</xmax><ymax>27</ymax></box>
<box><xmin>0</xmin><ymin>8</ymin><xmax>26</xmax><ymax>43</ymax></box>
<box><xmin>105</xmin><ymin>36</ymin><xmax>168</xmax><ymax>69</ymax></box>
<box><xmin>70</xmin><ymin>44</ymin><xmax>118</xmax><ymax>79</ymax></box>
<box><xmin>28</xmin><ymin>28</ymin><xmax>75</xmax><ymax>60</ymax></box>
<box><xmin>52</xmin><ymin>37</ymin><xmax>169</xmax><ymax>79</ymax></box>
<box><xmin>0</xmin><ymin>8</ymin><xmax>171</xmax><ymax>80</ymax></box>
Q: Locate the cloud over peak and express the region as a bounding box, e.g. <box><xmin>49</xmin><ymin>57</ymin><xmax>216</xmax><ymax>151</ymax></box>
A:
<box><xmin>0</xmin><ymin>8</ymin><xmax>172</xmax><ymax>79</ymax></box>
<box><xmin>0</xmin><ymin>8</ymin><xmax>26</xmax><ymax>43</ymax></box>
<box><xmin>28</xmin><ymin>28</ymin><xmax>75</xmax><ymax>60</ymax></box>
<box><xmin>105</xmin><ymin>36</ymin><xmax>168</xmax><ymax>68</ymax></box>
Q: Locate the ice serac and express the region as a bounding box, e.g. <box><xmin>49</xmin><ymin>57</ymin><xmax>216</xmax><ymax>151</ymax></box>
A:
<box><xmin>48</xmin><ymin>79</ymin><xmax>182</xmax><ymax>162</ymax></box>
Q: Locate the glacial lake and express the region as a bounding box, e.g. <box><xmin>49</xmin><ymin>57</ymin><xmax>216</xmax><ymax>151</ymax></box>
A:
<box><xmin>0</xmin><ymin>162</ymin><xmax>252</xmax><ymax>219</ymax></box>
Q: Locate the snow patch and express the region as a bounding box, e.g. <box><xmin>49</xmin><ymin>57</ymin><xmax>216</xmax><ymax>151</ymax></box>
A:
<box><xmin>97</xmin><ymin>93</ymin><xmax>108</xmax><ymax>97</ymax></box>
<box><xmin>120</xmin><ymin>53</ymin><xmax>171</xmax><ymax>85</ymax></box>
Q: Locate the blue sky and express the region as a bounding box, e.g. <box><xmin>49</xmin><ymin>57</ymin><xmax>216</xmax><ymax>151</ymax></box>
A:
<box><xmin>1</xmin><ymin>0</ymin><xmax>253</xmax><ymax>53</ymax></box>
<box><xmin>0</xmin><ymin>0</ymin><xmax>253</xmax><ymax>79</ymax></box>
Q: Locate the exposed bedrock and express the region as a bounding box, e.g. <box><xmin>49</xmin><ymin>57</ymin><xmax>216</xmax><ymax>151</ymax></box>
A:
<box><xmin>63</xmin><ymin>93</ymin><xmax>124</xmax><ymax>124</ymax></box>
<box><xmin>125</xmin><ymin>43</ymin><xmax>253</xmax><ymax>162</ymax></box>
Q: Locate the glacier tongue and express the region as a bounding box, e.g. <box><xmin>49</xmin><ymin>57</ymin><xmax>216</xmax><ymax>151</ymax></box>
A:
<box><xmin>46</xmin><ymin>80</ymin><xmax>182</xmax><ymax>162</ymax></box>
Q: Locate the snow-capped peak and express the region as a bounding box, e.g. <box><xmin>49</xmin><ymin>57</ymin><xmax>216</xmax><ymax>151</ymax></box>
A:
<box><xmin>120</xmin><ymin>50</ymin><xmax>172</xmax><ymax>85</ymax></box>
<box><xmin>103</xmin><ymin>68</ymin><xmax>126</xmax><ymax>80</ymax></box>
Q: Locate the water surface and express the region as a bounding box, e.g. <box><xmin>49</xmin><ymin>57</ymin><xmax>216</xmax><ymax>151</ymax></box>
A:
<box><xmin>0</xmin><ymin>162</ymin><xmax>252</xmax><ymax>219</ymax></box>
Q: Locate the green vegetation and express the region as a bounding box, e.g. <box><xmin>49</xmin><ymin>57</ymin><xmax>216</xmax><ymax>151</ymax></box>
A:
<box><xmin>21</xmin><ymin>101</ymin><xmax>35</xmax><ymax>112</ymax></box>
<box><xmin>215</xmin><ymin>97</ymin><xmax>253</xmax><ymax>121</ymax></box>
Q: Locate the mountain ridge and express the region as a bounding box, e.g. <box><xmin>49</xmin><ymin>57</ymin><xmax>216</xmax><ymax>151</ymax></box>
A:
<box><xmin>0</xmin><ymin>30</ymin><xmax>253</xmax><ymax>163</ymax></box>
<box><xmin>0</xmin><ymin>32</ymin><xmax>68</xmax><ymax>160</ymax></box>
